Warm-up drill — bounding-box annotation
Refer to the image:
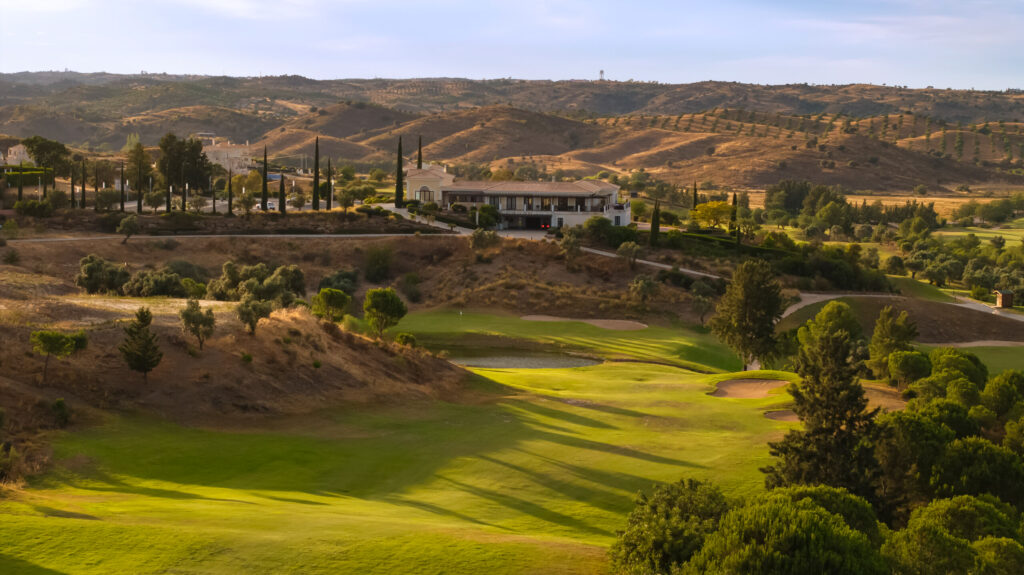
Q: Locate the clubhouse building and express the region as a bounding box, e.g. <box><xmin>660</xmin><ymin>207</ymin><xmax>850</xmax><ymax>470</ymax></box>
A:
<box><xmin>406</xmin><ymin>164</ymin><xmax>629</xmax><ymax>230</ymax></box>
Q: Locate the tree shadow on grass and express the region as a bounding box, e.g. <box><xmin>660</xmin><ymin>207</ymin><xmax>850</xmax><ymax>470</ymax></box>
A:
<box><xmin>30</xmin><ymin>505</ymin><xmax>101</xmax><ymax>521</ymax></box>
<box><xmin>436</xmin><ymin>475</ymin><xmax>614</xmax><ymax>538</ymax></box>
<box><xmin>0</xmin><ymin>555</ymin><xmax>68</xmax><ymax>574</ymax></box>
<box><xmin>501</xmin><ymin>398</ymin><xmax>618</xmax><ymax>430</ymax></box>
<box><xmin>379</xmin><ymin>496</ymin><xmax>512</xmax><ymax>530</ymax></box>
<box><xmin>476</xmin><ymin>454</ymin><xmax>633</xmax><ymax>514</ymax></box>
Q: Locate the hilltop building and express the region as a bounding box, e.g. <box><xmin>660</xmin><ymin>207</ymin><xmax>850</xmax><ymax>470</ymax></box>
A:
<box><xmin>406</xmin><ymin>163</ymin><xmax>628</xmax><ymax>230</ymax></box>
<box><xmin>204</xmin><ymin>140</ymin><xmax>253</xmax><ymax>174</ymax></box>
<box><xmin>6</xmin><ymin>144</ymin><xmax>30</xmax><ymax>165</ymax></box>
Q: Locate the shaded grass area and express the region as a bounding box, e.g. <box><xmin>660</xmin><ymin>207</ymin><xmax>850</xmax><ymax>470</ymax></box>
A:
<box><xmin>887</xmin><ymin>276</ymin><xmax>956</xmax><ymax>303</ymax></box>
<box><xmin>395</xmin><ymin>310</ymin><xmax>743</xmax><ymax>373</ymax></box>
<box><xmin>0</xmin><ymin>312</ymin><xmax>786</xmax><ymax>574</ymax></box>
<box><xmin>934</xmin><ymin>217</ymin><xmax>1024</xmax><ymax>242</ymax></box>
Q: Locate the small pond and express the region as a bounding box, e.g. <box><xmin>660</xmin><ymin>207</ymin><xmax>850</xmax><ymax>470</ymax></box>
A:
<box><xmin>449</xmin><ymin>353</ymin><xmax>602</xmax><ymax>369</ymax></box>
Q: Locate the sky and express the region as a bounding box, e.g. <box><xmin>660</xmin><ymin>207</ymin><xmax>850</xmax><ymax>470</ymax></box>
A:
<box><xmin>1</xmin><ymin>0</ymin><xmax>1022</xmax><ymax>89</ymax></box>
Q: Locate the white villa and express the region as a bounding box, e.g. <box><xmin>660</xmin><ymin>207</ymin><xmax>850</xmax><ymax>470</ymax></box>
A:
<box><xmin>5</xmin><ymin>144</ymin><xmax>31</xmax><ymax>166</ymax></box>
<box><xmin>406</xmin><ymin>164</ymin><xmax>629</xmax><ymax>230</ymax></box>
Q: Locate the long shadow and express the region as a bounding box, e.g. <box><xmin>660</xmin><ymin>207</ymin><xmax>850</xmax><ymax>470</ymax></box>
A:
<box><xmin>436</xmin><ymin>475</ymin><xmax>613</xmax><ymax>538</ymax></box>
<box><xmin>380</xmin><ymin>496</ymin><xmax>511</xmax><ymax>530</ymax></box>
<box><xmin>502</xmin><ymin>398</ymin><xmax>617</xmax><ymax>430</ymax></box>
<box><xmin>553</xmin><ymin>398</ymin><xmax>651</xmax><ymax>419</ymax></box>
<box><xmin>0</xmin><ymin>555</ymin><xmax>68</xmax><ymax>574</ymax></box>
<box><xmin>476</xmin><ymin>455</ymin><xmax>633</xmax><ymax>514</ymax></box>
<box><xmin>260</xmin><ymin>494</ymin><xmax>329</xmax><ymax>506</ymax></box>
<box><xmin>51</xmin><ymin>467</ymin><xmax>256</xmax><ymax>505</ymax></box>
<box><xmin>528</xmin><ymin>428</ymin><xmax>702</xmax><ymax>468</ymax></box>
<box><xmin>518</xmin><ymin>449</ymin><xmax>669</xmax><ymax>498</ymax></box>
<box><xmin>30</xmin><ymin>505</ymin><xmax>101</xmax><ymax>521</ymax></box>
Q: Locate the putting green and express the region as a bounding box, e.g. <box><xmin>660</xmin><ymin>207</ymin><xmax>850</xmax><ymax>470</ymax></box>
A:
<box><xmin>0</xmin><ymin>312</ymin><xmax>790</xmax><ymax>574</ymax></box>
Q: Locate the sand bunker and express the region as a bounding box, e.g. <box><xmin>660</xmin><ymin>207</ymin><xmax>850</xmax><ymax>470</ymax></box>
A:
<box><xmin>521</xmin><ymin>315</ymin><xmax>648</xmax><ymax>331</ymax></box>
<box><xmin>765</xmin><ymin>409</ymin><xmax>798</xmax><ymax>422</ymax></box>
<box><xmin>709</xmin><ymin>379</ymin><xmax>788</xmax><ymax>399</ymax></box>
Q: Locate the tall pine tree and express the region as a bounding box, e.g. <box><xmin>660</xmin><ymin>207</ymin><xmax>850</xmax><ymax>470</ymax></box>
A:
<box><xmin>16</xmin><ymin>163</ymin><xmax>23</xmax><ymax>202</ymax></box>
<box><xmin>278</xmin><ymin>172</ymin><xmax>286</xmax><ymax>214</ymax></box>
<box><xmin>394</xmin><ymin>137</ymin><xmax>405</xmax><ymax>208</ymax></box>
<box><xmin>119</xmin><ymin>161</ymin><xmax>126</xmax><ymax>212</ymax></box>
<box><xmin>649</xmin><ymin>200</ymin><xmax>661</xmax><ymax>247</ymax></box>
<box><xmin>260</xmin><ymin>146</ymin><xmax>269</xmax><ymax>211</ymax></box>
<box><xmin>118</xmin><ymin>307</ymin><xmax>163</xmax><ymax>384</ymax></box>
<box><xmin>691</xmin><ymin>181</ymin><xmax>698</xmax><ymax>209</ymax></box>
<box><xmin>417</xmin><ymin>135</ymin><xmax>423</xmax><ymax>169</ymax></box>
<box><xmin>70</xmin><ymin>169</ymin><xmax>76</xmax><ymax>208</ymax></box>
<box><xmin>763</xmin><ymin>301</ymin><xmax>880</xmax><ymax>503</ymax></box>
<box><xmin>312</xmin><ymin>136</ymin><xmax>320</xmax><ymax>211</ymax></box>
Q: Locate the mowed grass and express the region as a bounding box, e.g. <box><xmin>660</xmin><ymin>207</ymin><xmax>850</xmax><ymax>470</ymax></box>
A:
<box><xmin>0</xmin><ymin>313</ymin><xmax>786</xmax><ymax>574</ymax></box>
<box><xmin>934</xmin><ymin>217</ymin><xmax>1024</xmax><ymax>242</ymax></box>
<box><xmin>396</xmin><ymin>310</ymin><xmax>743</xmax><ymax>373</ymax></box>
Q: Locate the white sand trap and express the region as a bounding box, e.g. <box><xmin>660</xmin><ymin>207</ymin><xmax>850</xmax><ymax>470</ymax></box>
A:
<box><xmin>765</xmin><ymin>409</ymin><xmax>798</xmax><ymax>422</ymax></box>
<box><xmin>521</xmin><ymin>315</ymin><xmax>648</xmax><ymax>331</ymax></box>
<box><xmin>709</xmin><ymin>379</ymin><xmax>788</xmax><ymax>399</ymax></box>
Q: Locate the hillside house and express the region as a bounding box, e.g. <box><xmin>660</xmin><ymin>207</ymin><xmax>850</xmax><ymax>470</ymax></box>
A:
<box><xmin>6</xmin><ymin>144</ymin><xmax>30</xmax><ymax>166</ymax></box>
<box><xmin>994</xmin><ymin>290</ymin><xmax>1014</xmax><ymax>308</ymax></box>
<box><xmin>406</xmin><ymin>164</ymin><xmax>628</xmax><ymax>229</ymax></box>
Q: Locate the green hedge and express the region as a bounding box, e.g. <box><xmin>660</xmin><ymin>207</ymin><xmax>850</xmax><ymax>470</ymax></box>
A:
<box><xmin>3</xmin><ymin>168</ymin><xmax>54</xmax><ymax>187</ymax></box>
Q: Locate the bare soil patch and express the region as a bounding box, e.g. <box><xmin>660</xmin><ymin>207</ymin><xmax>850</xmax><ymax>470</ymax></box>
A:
<box><xmin>709</xmin><ymin>379</ymin><xmax>788</xmax><ymax>399</ymax></box>
<box><xmin>521</xmin><ymin>315</ymin><xmax>648</xmax><ymax>331</ymax></box>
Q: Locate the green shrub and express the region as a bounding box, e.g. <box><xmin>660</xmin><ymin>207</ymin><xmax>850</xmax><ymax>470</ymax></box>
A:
<box><xmin>47</xmin><ymin>190</ymin><xmax>70</xmax><ymax>210</ymax></box>
<box><xmin>318</xmin><ymin>269</ymin><xmax>359</xmax><ymax>295</ymax></box>
<box><xmin>311</xmin><ymin>288</ymin><xmax>351</xmax><ymax>322</ymax></box>
<box><xmin>364</xmin><ymin>246</ymin><xmax>393</xmax><ymax>283</ymax></box>
<box><xmin>51</xmin><ymin>398</ymin><xmax>69</xmax><ymax>428</ymax></box>
<box><xmin>14</xmin><ymin>199</ymin><xmax>53</xmax><ymax>218</ymax></box>
<box><xmin>75</xmin><ymin>255</ymin><xmax>130</xmax><ymax>294</ymax></box>
<box><xmin>122</xmin><ymin>269</ymin><xmax>188</xmax><ymax>297</ymax></box>
<box><xmin>241</xmin><ymin>352</ymin><xmax>253</xmax><ymax>363</ymax></box>
<box><xmin>609</xmin><ymin>478</ymin><xmax>730</xmax><ymax>574</ymax></box>
<box><xmin>312</xmin><ymin>360</ymin><xmax>322</xmax><ymax>369</ymax></box>
<box><xmin>394</xmin><ymin>332</ymin><xmax>417</xmax><ymax>347</ymax></box>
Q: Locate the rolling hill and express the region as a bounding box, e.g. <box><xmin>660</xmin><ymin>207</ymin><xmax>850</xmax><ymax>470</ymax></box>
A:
<box><xmin>3</xmin><ymin>73</ymin><xmax>1024</xmax><ymax>191</ymax></box>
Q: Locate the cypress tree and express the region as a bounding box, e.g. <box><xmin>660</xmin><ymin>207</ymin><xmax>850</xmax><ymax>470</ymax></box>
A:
<box><xmin>41</xmin><ymin>165</ymin><xmax>47</xmax><ymax>197</ymax></box>
<box><xmin>326</xmin><ymin>158</ymin><xmax>333</xmax><ymax>210</ymax></box>
<box><xmin>417</xmin><ymin>135</ymin><xmax>423</xmax><ymax>169</ymax></box>
<box><xmin>166</xmin><ymin>184</ymin><xmax>172</xmax><ymax>213</ymax></box>
<box><xmin>261</xmin><ymin>146</ymin><xmax>269</xmax><ymax>211</ymax></box>
<box><xmin>312</xmin><ymin>137</ymin><xmax>320</xmax><ymax>211</ymax></box>
<box><xmin>118</xmin><ymin>307</ymin><xmax>163</xmax><ymax>384</ymax></box>
<box><xmin>210</xmin><ymin>175</ymin><xmax>216</xmax><ymax>214</ymax></box>
<box><xmin>649</xmin><ymin>200</ymin><xmax>661</xmax><ymax>247</ymax></box>
<box><xmin>227</xmin><ymin>170</ymin><xmax>233</xmax><ymax>216</ymax></box>
<box><xmin>17</xmin><ymin>163</ymin><xmax>23</xmax><ymax>202</ymax></box>
<box><xmin>394</xmin><ymin>137</ymin><xmax>405</xmax><ymax>208</ymax></box>
<box><xmin>93</xmin><ymin>166</ymin><xmax>99</xmax><ymax>212</ymax></box>
<box><xmin>692</xmin><ymin>181</ymin><xmax>698</xmax><ymax>208</ymax></box>
<box><xmin>181</xmin><ymin>165</ymin><xmax>187</xmax><ymax>210</ymax></box>
<box><xmin>120</xmin><ymin>161</ymin><xmax>126</xmax><ymax>212</ymax></box>
<box><xmin>70</xmin><ymin>169</ymin><xmax>76</xmax><ymax>207</ymax></box>
<box><xmin>732</xmin><ymin>193</ymin><xmax>740</xmax><ymax>251</ymax></box>
<box><xmin>278</xmin><ymin>172</ymin><xmax>286</xmax><ymax>214</ymax></box>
